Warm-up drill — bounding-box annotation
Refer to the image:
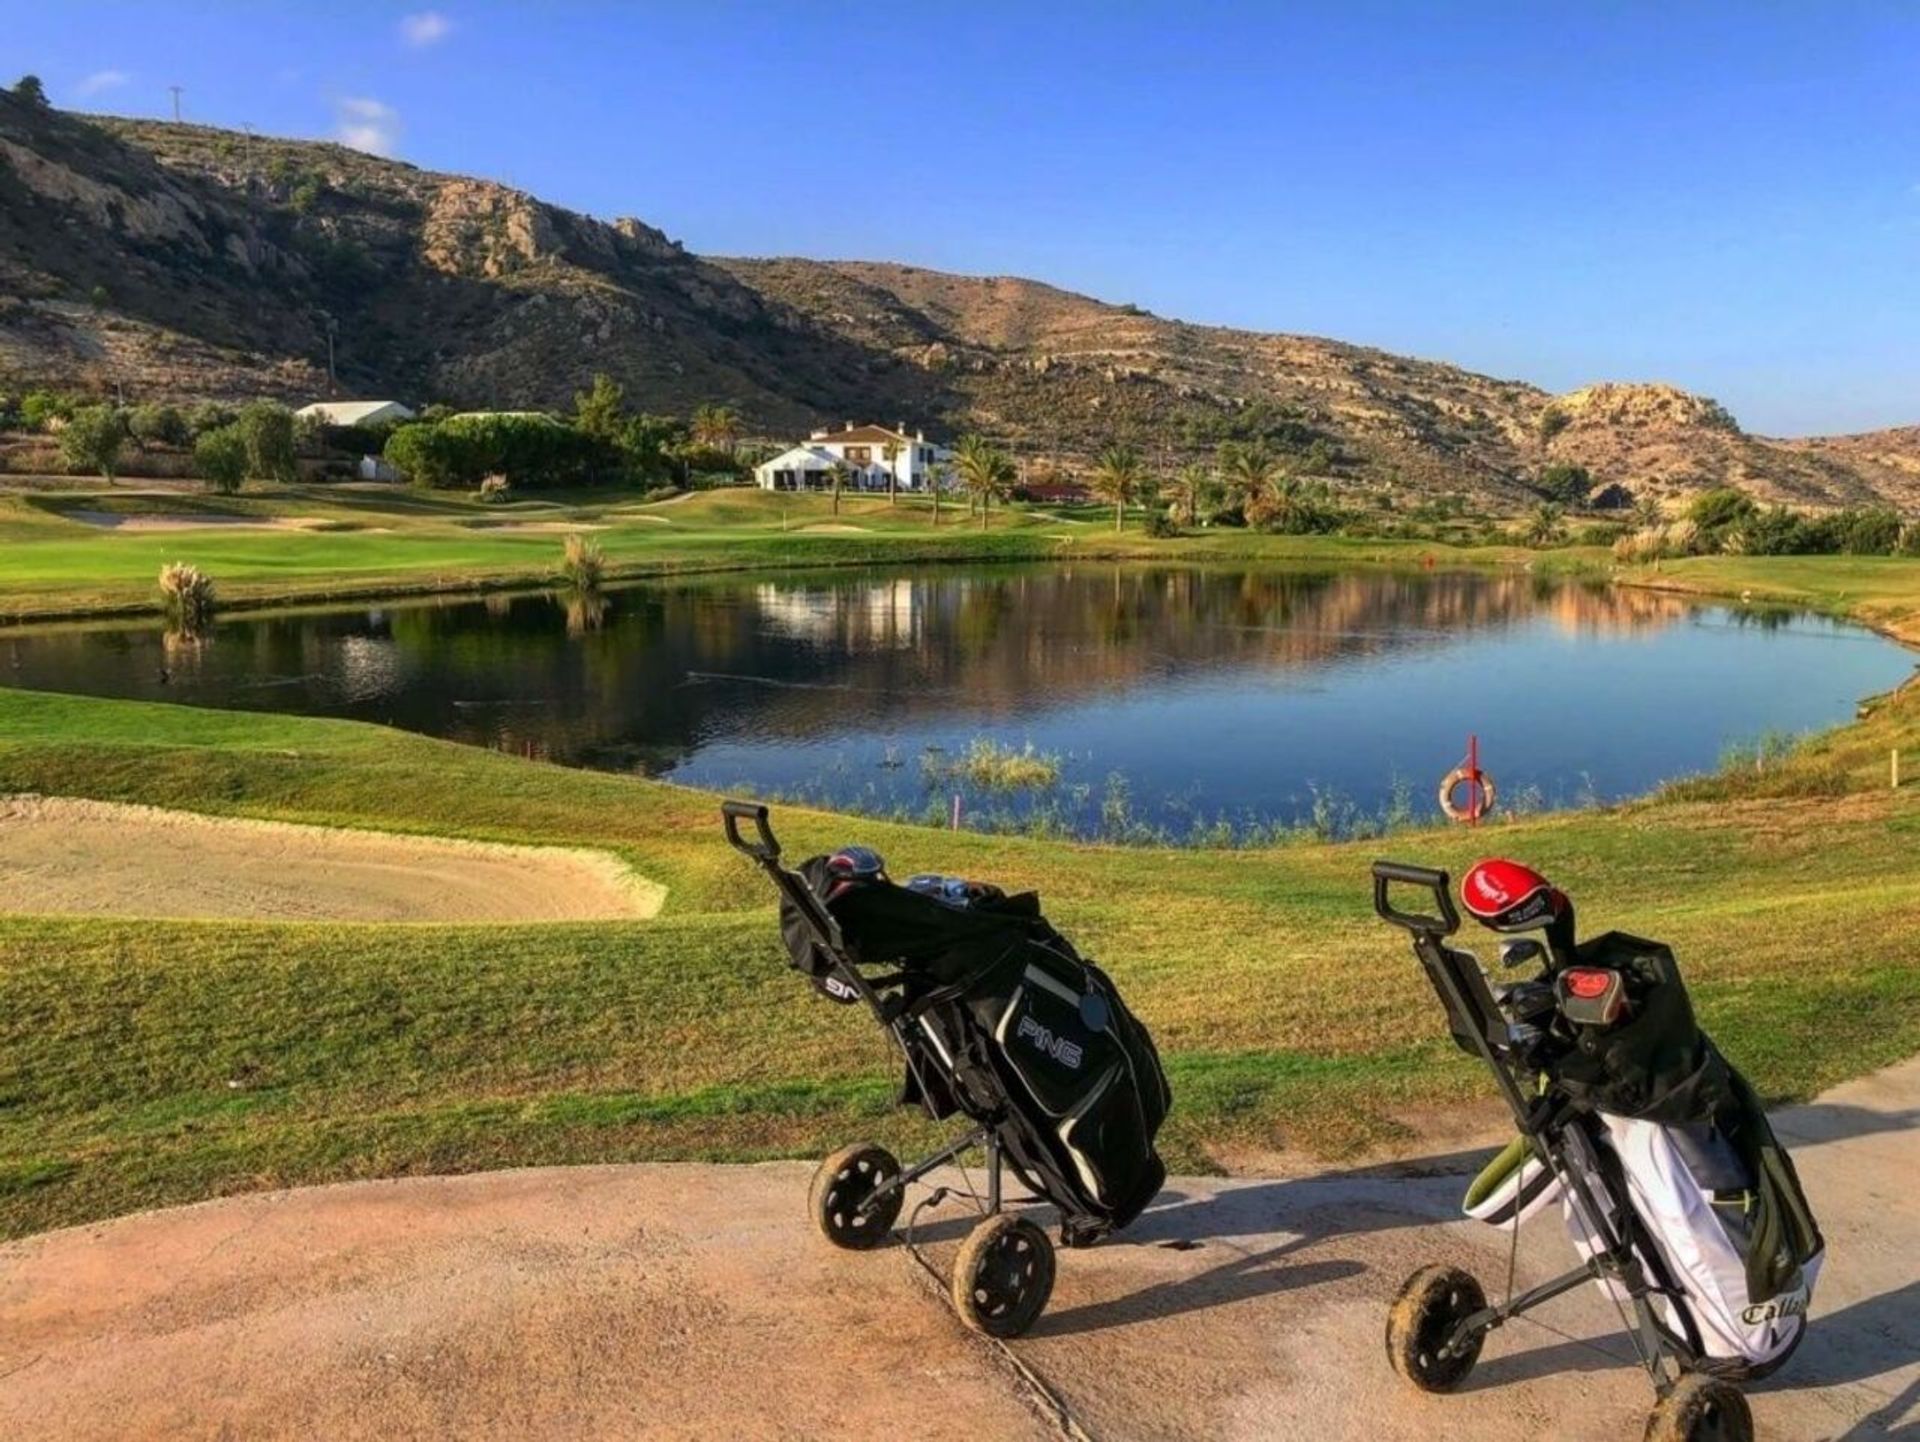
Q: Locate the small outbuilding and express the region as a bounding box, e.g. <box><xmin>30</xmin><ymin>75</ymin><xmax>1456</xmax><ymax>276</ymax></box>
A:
<box><xmin>295</xmin><ymin>400</ymin><xmax>417</xmax><ymax>428</ymax></box>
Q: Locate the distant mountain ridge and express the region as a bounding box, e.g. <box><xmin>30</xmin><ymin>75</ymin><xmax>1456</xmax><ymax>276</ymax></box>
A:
<box><xmin>1</xmin><ymin>92</ymin><xmax>1914</xmax><ymax>511</ymax></box>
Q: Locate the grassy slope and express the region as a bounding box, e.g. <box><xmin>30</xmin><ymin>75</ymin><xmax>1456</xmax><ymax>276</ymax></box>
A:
<box><xmin>0</xmin><ymin>484</ymin><xmax>1579</xmax><ymax>620</ymax></box>
<box><xmin>3</xmin><ymin>663</ymin><xmax>1919</xmax><ymax>1237</ymax></box>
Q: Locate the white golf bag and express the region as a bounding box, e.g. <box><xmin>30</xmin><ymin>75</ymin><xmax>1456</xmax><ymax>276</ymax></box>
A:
<box><xmin>1466</xmin><ymin>1114</ymin><xmax>1821</xmax><ymax>1376</ymax></box>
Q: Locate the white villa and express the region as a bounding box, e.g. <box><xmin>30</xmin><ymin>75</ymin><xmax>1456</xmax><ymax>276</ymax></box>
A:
<box><xmin>754</xmin><ymin>423</ymin><xmax>953</xmax><ymax>492</ymax></box>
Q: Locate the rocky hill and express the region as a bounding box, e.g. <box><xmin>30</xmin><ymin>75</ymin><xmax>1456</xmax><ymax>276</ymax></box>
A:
<box><xmin>2</xmin><ymin>92</ymin><xmax>1914</xmax><ymax>511</ymax></box>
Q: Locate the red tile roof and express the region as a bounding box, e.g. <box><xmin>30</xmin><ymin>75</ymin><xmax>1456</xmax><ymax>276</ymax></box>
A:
<box><xmin>814</xmin><ymin>425</ymin><xmax>912</xmax><ymax>446</ymax></box>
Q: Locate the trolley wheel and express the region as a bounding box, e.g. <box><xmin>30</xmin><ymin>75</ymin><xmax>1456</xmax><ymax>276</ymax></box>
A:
<box><xmin>808</xmin><ymin>1143</ymin><xmax>903</xmax><ymax>1250</ymax></box>
<box><xmin>1643</xmin><ymin>1374</ymin><xmax>1754</xmax><ymax>1442</ymax></box>
<box><xmin>951</xmin><ymin>1214</ymin><xmax>1055</xmax><ymax>1339</ymax></box>
<box><xmin>1386</xmin><ymin>1264</ymin><xmax>1488</xmax><ymax>1393</ymax></box>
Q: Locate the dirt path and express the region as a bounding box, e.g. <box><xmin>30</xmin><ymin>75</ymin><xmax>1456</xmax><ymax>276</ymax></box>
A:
<box><xmin>1</xmin><ymin>1062</ymin><xmax>1912</xmax><ymax>1439</ymax></box>
<box><xmin>0</xmin><ymin>795</ymin><xmax>664</xmax><ymax>922</ymax></box>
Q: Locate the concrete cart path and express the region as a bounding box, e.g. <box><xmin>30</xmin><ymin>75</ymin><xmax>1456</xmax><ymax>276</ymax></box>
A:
<box><xmin>2</xmin><ymin>1060</ymin><xmax>1914</xmax><ymax>1441</ymax></box>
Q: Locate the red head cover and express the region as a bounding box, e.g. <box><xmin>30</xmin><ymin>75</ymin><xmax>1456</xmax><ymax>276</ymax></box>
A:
<box><xmin>1461</xmin><ymin>858</ymin><xmax>1566</xmax><ymax>934</ymax></box>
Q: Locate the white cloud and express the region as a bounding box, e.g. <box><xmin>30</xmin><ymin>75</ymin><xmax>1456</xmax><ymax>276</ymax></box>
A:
<box><xmin>74</xmin><ymin>69</ymin><xmax>130</xmax><ymax>98</ymax></box>
<box><xmin>399</xmin><ymin>11</ymin><xmax>453</xmax><ymax>47</ymax></box>
<box><xmin>333</xmin><ymin>96</ymin><xmax>400</xmax><ymax>156</ymax></box>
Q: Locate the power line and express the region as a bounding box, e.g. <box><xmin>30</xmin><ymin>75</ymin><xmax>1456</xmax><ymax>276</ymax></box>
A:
<box><xmin>167</xmin><ymin>85</ymin><xmax>183</xmax><ymax>122</ymax></box>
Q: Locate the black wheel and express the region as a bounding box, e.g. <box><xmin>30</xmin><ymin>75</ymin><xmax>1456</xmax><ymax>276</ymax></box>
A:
<box><xmin>1386</xmin><ymin>1264</ymin><xmax>1488</xmax><ymax>1393</ymax></box>
<box><xmin>1644</xmin><ymin>1374</ymin><xmax>1754</xmax><ymax>1442</ymax></box>
<box><xmin>808</xmin><ymin>1143</ymin><xmax>902</xmax><ymax>1250</ymax></box>
<box><xmin>951</xmin><ymin>1214</ymin><xmax>1055</xmax><ymax>1339</ymax></box>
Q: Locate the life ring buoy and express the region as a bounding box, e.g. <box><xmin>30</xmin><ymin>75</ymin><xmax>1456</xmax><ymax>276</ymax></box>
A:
<box><xmin>1439</xmin><ymin>766</ymin><xmax>1497</xmax><ymax>822</ymax></box>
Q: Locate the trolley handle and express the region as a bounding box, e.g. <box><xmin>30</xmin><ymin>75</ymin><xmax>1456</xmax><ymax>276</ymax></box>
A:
<box><xmin>1371</xmin><ymin>859</ymin><xmax>1459</xmax><ymax>936</ymax></box>
<box><xmin>721</xmin><ymin>799</ymin><xmax>780</xmax><ymax>863</ymax></box>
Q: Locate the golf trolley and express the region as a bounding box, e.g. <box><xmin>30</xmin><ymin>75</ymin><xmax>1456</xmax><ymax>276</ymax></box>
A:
<box><xmin>724</xmin><ymin>800</ymin><xmax>1169</xmax><ymax>1339</ymax></box>
<box><xmin>1372</xmin><ymin>860</ymin><xmax>1769</xmax><ymax>1442</ymax></box>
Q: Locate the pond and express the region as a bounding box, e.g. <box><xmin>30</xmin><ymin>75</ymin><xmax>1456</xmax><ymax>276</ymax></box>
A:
<box><xmin>4</xmin><ymin>564</ymin><xmax>1911</xmax><ymax>841</ymax></box>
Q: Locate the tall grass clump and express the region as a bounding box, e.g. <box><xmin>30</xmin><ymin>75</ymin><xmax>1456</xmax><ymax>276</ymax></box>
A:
<box><xmin>157</xmin><ymin>562</ymin><xmax>216</xmax><ymax>635</ymax></box>
<box><xmin>560</xmin><ymin>533</ymin><xmax>605</xmax><ymax>589</ymax></box>
<box><xmin>927</xmin><ymin>737</ymin><xmax>1062</xmax><ymax>791</ymax></box>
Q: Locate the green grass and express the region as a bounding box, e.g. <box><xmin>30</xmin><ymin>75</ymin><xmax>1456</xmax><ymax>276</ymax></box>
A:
<box><xmin>0</xmin><ymin>482</ymin><xmax>1591</xmax><ymax>621</ymax></box>
<box><xmin>4</xmin><ymin>675</ymin><xmax>1920</xmax><ymax>1237</ymax></box>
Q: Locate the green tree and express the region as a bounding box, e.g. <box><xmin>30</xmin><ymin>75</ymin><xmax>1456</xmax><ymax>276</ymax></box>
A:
<box><xmin>1688</xmin><ymin>487</ymin><xmax>1758</xmax><ymax>535</ymax></box>
<box><xmin>11</xmin><ymin>75</ymin><xmax>48</xmax><ymax>108</ymax></box>
<box><xmin>236</xmin><ymin>400</ymin><xmax>298</xmax><ymax>483</ymax></box>
<box><xmin>1534</xmin><ymin>463</ymin><xmax>1593</xmax><ymax>507</ymax></box>
<box><xmin>193</xmin><ymin>424</ymin><xmax>249</xmax><ymax>495</ymax></box>
<box><xmin>573</xmin><ymin>373</ymin><xmax>626</xmax><ymax>441</ymax></box>
<box><xmin>954</xmin><ymin>434</ymin><xmax>1013</xmax><ymax>531</ymax></box>
<box><xmin>1162</xmin><ymin>463</ymin><xmax>1213</xmax><ymax>527</ymax></box>
<box><xmin>1089</xmin><ymin>443</ymin><xmax>1145</xmax><ymax>532</ymax></box>
<box><xmin>20</xmin><ymin>389</ymin><xmax>74</xmax><ymax>431</ymax></box>
<box><xmin>129</xmin><ymin>403</ymin><xmax>189</xmax><ymax>448</ymax></box>
<box><xmin>1218</xmin><ymin>440</ymin><xmax>1279</xmax><ymax>512</ymax></box>
<box><xmin>59</xmin><ymin>405</ymin><xmax>127</xmax><ymax>482</ymax></box>
<box><xmin>691</xmin><ymin>403</ymin><xmax>740</xmax><ymax>454</ymax></box>
<box><xmin>1525</xmin><ymin>502</ymin><xmax>1566</xmax><ymax>547</ymax></box>
<box><xmin>384</xmin><ymin>422</ymin><xmax>463</xmax><ymax>488</ymax></box>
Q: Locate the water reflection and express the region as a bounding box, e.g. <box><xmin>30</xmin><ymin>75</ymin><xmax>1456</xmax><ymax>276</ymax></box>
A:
<box><xmin>1</xmin><ymin>564</ymin><xmax>1907</xmax><ymax>836</ymax></box>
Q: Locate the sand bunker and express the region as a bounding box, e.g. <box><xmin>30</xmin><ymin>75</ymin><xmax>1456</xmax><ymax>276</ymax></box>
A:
<box><xmin>0</xmin><ymin>795</ymin><xmax>664</xmax><ymax>922</ymax></box>
<box><xmin>65</xmin><ymin>511</ymin><xmax>335</xmax><ymax>532</ymax></box>
<box><xmin>797</xmin><ymin>523</ymin><xmax>873</xmax><ymax>533</ymax></box>
<box><xmin>459</xmin><ymin>520</ymin><xmax>608</xmax><ymax>533</ymax></box>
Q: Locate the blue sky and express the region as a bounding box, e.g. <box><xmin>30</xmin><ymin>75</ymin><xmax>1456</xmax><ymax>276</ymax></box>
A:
<box><xmin>6</xmin><ymin>1</ymin><xmax>1917</xmax><ymax>435</ymax></box>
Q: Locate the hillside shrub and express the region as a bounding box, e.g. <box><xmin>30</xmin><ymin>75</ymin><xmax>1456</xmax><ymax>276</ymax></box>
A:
<box><xmin>19</xmin><ymin>389</ymin><xmax>76</xmax><ymax>432</ymax></box>
<box><xmin>193</xmin><ymin>424</ymin><xmax>250</xmax><ymax>495</ymax></box>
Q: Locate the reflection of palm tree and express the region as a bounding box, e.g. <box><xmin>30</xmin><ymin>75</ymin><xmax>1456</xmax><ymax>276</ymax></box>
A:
<box><xmin>1091</xmin><ymin>443</ymin><xmax>1144</xmax><ymax>533</ymax></box>
<box><xmin>955</xmin><ymin>434</ymin><xmax>1013</xmax><ymax>532</ymax></box>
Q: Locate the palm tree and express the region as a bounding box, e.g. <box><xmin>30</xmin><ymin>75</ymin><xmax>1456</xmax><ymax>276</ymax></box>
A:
<box><xmin>691</xmin><ymin>403</ymin><xmax>740</xmax><ymax>454</ymax></box>
<box><xmin>954</xmin><ymin>434</ymin><xmax>1013</xmax><ymax>532</ymax></box>
<box><xmin>1090</xmin><ymin>443</ymin><xmax>1145</xmax><ymax>533</ymax></box>
<box><xmin>1218</xmin><ymin>441</ymin><xmax>1280</xmax><ymax>513</ymax></box>
<box><xmin>829</xmin><ymin>458</ymin><xmax>850</xmax><ymax>516</ymax></box>
<box><xmin>1526</xmin><ymin>502</ymin><xmax>1566</xmax><ymax>547</ymax></box>
<box><xmin>881</xmin><ymin>440</ymin><xmax>902</xmax><ymax>506</ymax></box>
<box><xmin>1162</xmin><ymin>462</ymin><xmax>1212</xmax><ymax>527</ymax></box>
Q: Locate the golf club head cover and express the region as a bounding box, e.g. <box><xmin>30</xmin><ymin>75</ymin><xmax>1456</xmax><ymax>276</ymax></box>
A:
<box><xmin>1461</xmin><ymin>857</ymin><xmax>1577</xmax><ymax>964</ymax></box>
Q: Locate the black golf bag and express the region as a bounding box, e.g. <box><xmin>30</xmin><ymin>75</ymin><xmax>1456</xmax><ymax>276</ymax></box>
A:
<box><xmin>725</xmin><ymin>800</ymin><xmax>1170</xmax><ymax>1336</ymax></box>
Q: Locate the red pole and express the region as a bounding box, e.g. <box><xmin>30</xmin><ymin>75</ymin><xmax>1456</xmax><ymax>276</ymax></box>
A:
<box><xmin>1468</xmin><ymin>733</ymin><xmax>1480</xmax><ymax>825</ymax></box>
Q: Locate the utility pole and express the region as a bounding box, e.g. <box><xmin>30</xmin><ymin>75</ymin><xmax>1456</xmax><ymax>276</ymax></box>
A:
<box><xmin>168</xmin><ymin>85</ymin><xmax>183</xmax><ymax>122</ymax></box>
<box><xmin>321</xmin><ymin>313</ymin><xmax>339</xmax><ymax>397</ymax></box>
